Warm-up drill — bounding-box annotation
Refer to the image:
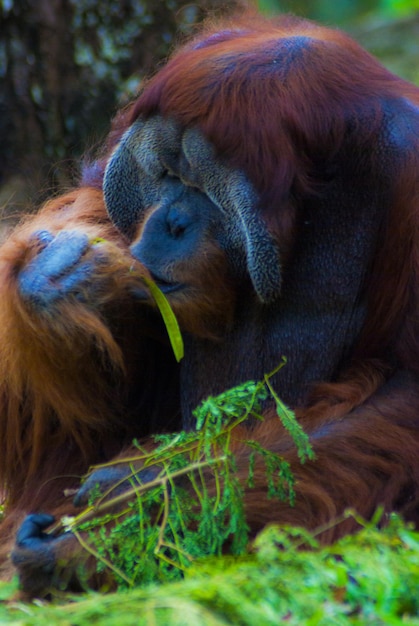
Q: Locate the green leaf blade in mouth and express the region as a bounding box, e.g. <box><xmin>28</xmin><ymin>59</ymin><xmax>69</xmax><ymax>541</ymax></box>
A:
<box><xmin>142</xmin><ymin>274</ymin><xmax>184</xmax><ymax>363</ymax></box>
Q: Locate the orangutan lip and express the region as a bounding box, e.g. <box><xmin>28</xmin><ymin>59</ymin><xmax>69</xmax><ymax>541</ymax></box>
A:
<box><xmin>148</xmin><ymin>272</ymin><xmax>184</xmax><ymax>294</ymax></box>
<box><xmin>132</xmin><ymin>279</ymin><xmax>183</xmax><ymax>301</ymax></box>
<box><xmin>155</xmin><ymin>282</ymin><xmax>184</xmax><ymax>294</ymax></box>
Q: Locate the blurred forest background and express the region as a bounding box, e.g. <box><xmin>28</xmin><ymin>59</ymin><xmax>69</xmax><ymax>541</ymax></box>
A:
<box><xmin>1</xmin><ymin>0</ymin><xmax>419</xmax><ymax>231</ymax></box>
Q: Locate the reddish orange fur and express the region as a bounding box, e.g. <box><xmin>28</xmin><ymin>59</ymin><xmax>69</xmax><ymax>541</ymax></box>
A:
<box><xmin>0</xmin><ymin>189</ymin><xmax>180</xmax><ymax>575</ymax></box>
<box><xmin>2</xmin><ymin>12</ymin><xmax>419</xmax><ymax>593</ymax></box>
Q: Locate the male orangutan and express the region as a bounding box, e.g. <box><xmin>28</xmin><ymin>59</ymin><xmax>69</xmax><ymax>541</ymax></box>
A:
<box><xmin>2</xmin><ymin>12</ymin><xmax>419</xmax><ymax>596</ymax></box>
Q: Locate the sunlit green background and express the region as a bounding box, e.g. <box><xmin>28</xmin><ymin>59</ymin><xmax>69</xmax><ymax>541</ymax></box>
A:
<box><xmin>257</xmin><ymin>0</ymin><xmax>419</xmax><ymax>21</ymax></box>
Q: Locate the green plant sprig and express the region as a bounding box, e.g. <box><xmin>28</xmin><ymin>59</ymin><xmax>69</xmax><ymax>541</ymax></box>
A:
<box><xmin>265</xmin><ymin>371</ymin><xmax>315</xmax><ymax>464</ymax></box>
<box><xmin>60</xmin><ymin>362</ymin><xmax>314</xmax><ymax>589</ymax></box>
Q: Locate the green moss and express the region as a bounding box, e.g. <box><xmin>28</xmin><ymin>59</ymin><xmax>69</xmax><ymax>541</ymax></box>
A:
<box><xmin>3</xmin><ymin>516</ymin><xmax>419</xmax><ymax>625</ymax></box>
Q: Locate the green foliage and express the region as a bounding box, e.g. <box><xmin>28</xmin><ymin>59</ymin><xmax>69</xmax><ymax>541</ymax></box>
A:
<box><xmin>3</xmin><ymin>516</ymin><xmax>419</xmax><ymax>624</ymax></box>
<box><xmin>63</xmin><ymin>366</ymin><xmax>313</xmax><ymax>589</ymax></box>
